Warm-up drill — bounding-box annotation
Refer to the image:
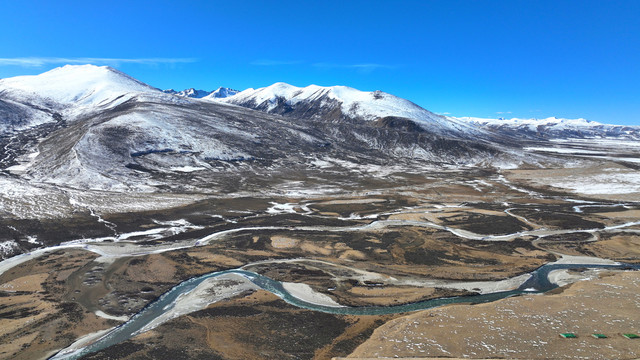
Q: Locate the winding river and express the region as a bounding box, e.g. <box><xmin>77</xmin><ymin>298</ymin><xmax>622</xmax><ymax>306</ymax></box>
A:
<box><xmin>49</xmin><ymin>262</ymin><xmax>639</xmax><ymax>360</ymax></box>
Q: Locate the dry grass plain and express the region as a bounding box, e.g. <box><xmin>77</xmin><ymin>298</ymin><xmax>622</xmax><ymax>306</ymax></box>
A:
<box><xmin>344</xmin><ymin>271</ymin><xmax>640</xmax><ymax>360</ymax></box>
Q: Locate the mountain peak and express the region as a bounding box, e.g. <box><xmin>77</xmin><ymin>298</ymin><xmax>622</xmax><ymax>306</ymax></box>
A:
<box><xmin>0</xmin><ymin>64</ymin><xmax>158</xmax><ymax>106</ymax></box>
<box><xmin>203</xmin><ymin>87</ymin><xmax>239</xmax><ymax>99</ymax></box>
<box><xmin>163</xmin><ymin>88</ymin><xmax>211</xmax><ymax>98</ymax></box>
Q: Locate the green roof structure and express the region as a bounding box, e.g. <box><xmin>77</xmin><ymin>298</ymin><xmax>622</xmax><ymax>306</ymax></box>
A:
<box><xmin>592</xmin><ymin>333</ymin><xmax>608</xmax><ymax>339</ymax></box>
<box><xmin>622</xmin><ymin>333</ymin><xmax>639</xmax><ymax>339</ymax></box>
<box><xmin>560</xmin><ymin>333</ymin><xmax>577</xmax><ymax>338</ymax></box>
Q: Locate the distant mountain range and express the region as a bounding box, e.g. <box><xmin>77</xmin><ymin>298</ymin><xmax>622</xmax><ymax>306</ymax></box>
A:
<box><xmin>217</xmin><ymin>83</ymin><xmax>640</xmax><ymax>141</ymax></box>
<box><xmin>0</xmin><ymin>64</ymin><xmax>638</xmax><ymax>192</ymax></box>
<box><xmin>458</xmin><ymin>116</ymin><xmax>640</xmax><ymax>140</ymax></box>
<box><xmin>163</xmin><ymin>87</ymin><xmax>239</xmax><ymax>99</ymax></box>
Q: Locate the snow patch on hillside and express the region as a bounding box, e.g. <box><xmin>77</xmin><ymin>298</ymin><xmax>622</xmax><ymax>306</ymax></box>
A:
<box><xmin>0</xmin><ymin>98</ymin><xmax>56</xmax><ymax>134</ymax></box>
<box><xmin>554</xmin><ymin>169</ymin><xmax>640</xmax><ymax>195</ymax></box>
<box><xmin>0</xmin><ymin>240</ymin><xmax>19</xmax><ymax>258</ymax></box>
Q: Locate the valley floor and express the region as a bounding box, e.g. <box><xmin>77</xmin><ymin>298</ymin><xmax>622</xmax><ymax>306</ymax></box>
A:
<box><xmin>1</xmin><ymin>165</ymin><xmax>640</xmax><ymax>360</ymax></box>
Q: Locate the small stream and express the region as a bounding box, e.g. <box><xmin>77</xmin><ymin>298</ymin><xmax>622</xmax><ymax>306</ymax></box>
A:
<box><xmin>50</xmin><ymin>262</ymin><xmax>639</xmax><ymax>360</ymax></box>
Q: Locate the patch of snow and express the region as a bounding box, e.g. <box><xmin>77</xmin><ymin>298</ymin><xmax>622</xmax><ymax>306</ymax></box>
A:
<box><xmin>5</xmin><ymin>163</ymin><xmax>30</xmax><ymax>173</ymax></box>
<box><xmin>524</xmin><ymin>147</ymin><xmax>605</xmax><ymax>155</ymax></box>
<box><xmin>152</xmin><ymin>219</ymin><xmax>192</xmax><ymax>227</ymax></box>
<box><xmin>106</xmin><ymin>219</ymin><xmax>203</xmax><ymax>242</ymax></box>
<box><xmin>552</xmin><ymin>138</ymin><xmax>640</xmax><ymax>147</ymax></box>
<box><xmin>554</xmin><ymin>170</ymin><xmax>640</xmax><ymax>195</ymax></box>
<box><xmin>310</xmin><ymin>158</ymin><xmax>334</xmax><ymax>168</ymax></box>
<box><xmin>25</xmin><ymin>236</ymin><xmax>40</xmax><ymax>244</ymax></box>
<box><xmin>170</xmin><ymin>166</ymin><xmax>207</xmax><ymax>172</ymax></box>
<box><xmin>266</xmin><ymin>202</ymin><xmax>298</xmax><ymax>215</ymax></box>
<box><xmin>0</xmin><ymin>240</ymin><xmax>19</xmax><ymax>257</ymax></box>
<box><xmin>95</xmin><ymin>310</ymin><xmax>129</xmax><ymax>322</ymax></box>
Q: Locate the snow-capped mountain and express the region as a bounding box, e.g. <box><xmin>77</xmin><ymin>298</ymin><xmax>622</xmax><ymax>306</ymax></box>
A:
<box><xmin>0</xmin><ymin>65</ymin><xmax>159</xmax><ymax>107</ymax></box>
<box><xmin>163</xmin><ymin>88</ymin><xmax>212</xmax><ymax>98</ymax></box>
<box><xmin>217</xmin><ymin>83</ymin><xmax>481</xmax><ymax>137</ymax></box>
<box><xmin>0</xmin><ymin>65</ymin><xmax>170</xmax><ymax>134</ymax></box>
<box><xmin>2</xmin><ymin>64</ymin><xmax>639</xmax><ymax>194</ymax></box>
<box><xmin>0</xmin><ymin>65</ymin><xmax>505</xmax><ymax>192</ymax></box>
<box><xmin>458</xmin><ymin>116</ymin><xmax>640</xmax><ymax>140</ymax></box>
<box><xmin>204</xmin><ymin>87</ymin><xmax>239</xmax><ymax>99</ymax></box>
<box><xmin>163</xmin><ymin>87</ymin><xmax>239</xmax><ymax>99</ymax></box>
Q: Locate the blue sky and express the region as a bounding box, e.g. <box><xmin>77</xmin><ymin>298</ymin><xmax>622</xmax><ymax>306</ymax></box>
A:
<box><xmin>1</xmin><ymin>0</ymin><xmax>639</xmax><ymax>125</ymax></box>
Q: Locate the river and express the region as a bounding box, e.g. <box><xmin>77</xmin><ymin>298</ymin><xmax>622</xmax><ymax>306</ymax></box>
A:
<box><xmin>49</xmin><ymin>262</ymin><xmax>639</xmax><ymax>360</ymax></box>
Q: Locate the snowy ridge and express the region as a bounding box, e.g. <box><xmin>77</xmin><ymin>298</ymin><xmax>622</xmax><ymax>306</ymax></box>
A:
<box><xmin>458</xmin><ymin>116</ymin><xmax>603</xmax><ymax>130</ymax></box>
<box><xmin>0</xmin><ymin>64</ymin><xmax>160</xmax><ymax>107</ymax></box>
<box><xmin>219</xmin><ymin>82</ymin><xmax>479</xmax><ymax>135</ymax></box>
<box><xmin>164</xmin><ymin>87</ymin><xmax>239</xmax><ymax>99</ymax></box>
<box><xmin>457</xmin><ymin>116</ymin><xmax>640</xmax><ymax>139</ymax></box>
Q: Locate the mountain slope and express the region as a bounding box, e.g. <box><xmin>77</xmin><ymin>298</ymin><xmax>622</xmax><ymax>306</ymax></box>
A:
<box><xmin>10</xmin><ymin>95</ymin><xmax>504</xmax><ymax>192</ymax></box>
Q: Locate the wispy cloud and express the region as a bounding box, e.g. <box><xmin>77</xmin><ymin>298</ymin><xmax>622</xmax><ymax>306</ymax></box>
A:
<box><xmin>250</xmin><ymin>60</ymin><xmax>396</xmax><ymax>73</ymax></box>
<box><xmin>250</xmin><ymin>59</ymin><xmax>302</xmax><ymax>66</ymax></box>
<box><xmin>313</xmin><ymin>62</ymin><xmax>396</xmax><ymax>73</ymax></box>
<box><xmin>496</xmin><ymin>111</ymin><xmax>512</xmax><ymax>115</ymax></box>
<box><xmin>0</xmin><ymin>57</ymin><xmax>198</xmax><ymax>67</ymax></box>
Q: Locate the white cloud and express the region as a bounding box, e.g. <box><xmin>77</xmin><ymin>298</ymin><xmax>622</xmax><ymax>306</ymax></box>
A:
<box><xmin>0</xmin><ymin>57</ymin><xmax>197</xmax><ymax>67</ymax></box>
<box><xmin>249</xmin><ymin>60</ymin><xmax>395</xmax><ymax>73</ymax></box>
<box><xmin>313</xmin><ymin>62</ymin><xmax>396</xmax><ymax>73</ymax></box>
